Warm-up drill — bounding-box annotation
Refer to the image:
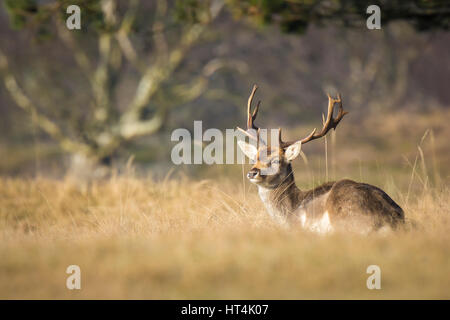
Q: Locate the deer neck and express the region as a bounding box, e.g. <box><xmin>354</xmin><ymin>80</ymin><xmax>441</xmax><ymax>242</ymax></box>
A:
<box><xmin>257</xmin><ymin>164</ymin><xmax>301</xmax><ymax>219</ymax></box>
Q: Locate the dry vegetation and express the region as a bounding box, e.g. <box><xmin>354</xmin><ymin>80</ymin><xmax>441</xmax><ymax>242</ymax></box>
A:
<box><xmin>0</xmin><ymin>109</ymin><xmax>449</xmax><ymax>299</ymax></box>
<box><xmin>0</xmin><ymin>171</ymin><xmax>449</xmax><ymax>299</ymax></box>
<box><xmin>1</xmin><ymin>1</ymin><xmax>449</xmax><ymax>300</ymax></box>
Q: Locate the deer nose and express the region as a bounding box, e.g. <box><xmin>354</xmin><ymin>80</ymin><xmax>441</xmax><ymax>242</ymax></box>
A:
<box><xmin>247</xmin><ymin>169</ymin><xmax>259</xmax><ymax>179</ymax></box>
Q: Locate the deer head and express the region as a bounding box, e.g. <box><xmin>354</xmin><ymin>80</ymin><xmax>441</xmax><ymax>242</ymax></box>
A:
<box><xmin>237</xmin><ymin>85</ymin><xmax>348</xmax><ymax>189</ymax></box>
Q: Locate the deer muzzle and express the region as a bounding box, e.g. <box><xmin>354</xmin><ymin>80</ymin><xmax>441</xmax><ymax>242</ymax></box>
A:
<box><xmin>247</xmin><ymin>168</ymin><xmax>260</xmax><ymax>180</ymax></box>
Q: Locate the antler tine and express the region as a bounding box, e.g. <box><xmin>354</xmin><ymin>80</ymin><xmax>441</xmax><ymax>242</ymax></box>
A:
<box><xmin>257</xmin><ymin>128</ymin><xmax>261</xmax><ymax>147</ymax></box>
<box><xmin>236</xmin><ymin>126</ymin><xmax>259</xmax><ymax>144</ymax></box>
<box><xmin>247</xmin><ymin>84</ymin><xmax>259</xmax><ymax>130</ymax></box>
<box><xmin>278</xmin><ymin>128</ymin><xmax>282</xmax><ymax>146</ymax></box>
<box><xmin>299</xmin><ymin>128</ymin><xmax>317</xmax><ymax>145</ymax></box>
<box><xmin>278</xmin><ymin>127</ymin><xmax>317</xmax><ymax>148</ymax></box>
<box><xmin>280</xmin><ymin>93</ymin><xmax>348</xmax><ymax>148</ymax></box>
<box><xmin>237</xmin><ymin>84</ymin><xmax>266</xmax><ymax>145</ymax></box>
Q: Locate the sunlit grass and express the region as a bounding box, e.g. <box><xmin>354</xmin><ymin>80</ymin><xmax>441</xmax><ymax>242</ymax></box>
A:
<box><xmin>0</xmin><ymin>173</ymin><xmax>448</xmax><ymax>299</ymax></box>
<box><xmin>0</xmin><ymin>108</ymin><xmax>449</xmax><ymax>299</ymax></box>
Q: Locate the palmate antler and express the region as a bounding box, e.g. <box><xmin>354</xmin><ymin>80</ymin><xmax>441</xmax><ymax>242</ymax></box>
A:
<box><xmin>237</xmin><ymin>85</ymin><xmax>348</xmax><ymax>148</ymax></box>
<box><xmin>279</xmin><ymin>93</ymin><xmax>348</xmax><ymax>148</ymax></box>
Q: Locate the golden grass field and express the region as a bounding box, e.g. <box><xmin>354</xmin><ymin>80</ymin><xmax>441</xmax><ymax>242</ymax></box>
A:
<box><xmin>0</xmin><ymin>110</ymin><xmax>449</xmax><ymax>299</ymax></box>
<box><xmin>0</xmin><ymin>174</ymin><xmax>448</xmax><ymax>299</ymax></box>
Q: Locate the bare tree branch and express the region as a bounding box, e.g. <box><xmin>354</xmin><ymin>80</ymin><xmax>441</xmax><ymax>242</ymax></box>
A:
<box><xmin>0</xmin><ymin>49</ymin><xmax>92</xmax><ymax>156</ymax></box>
<box><xmin>152</xmin><ymin>0</ymin><xmax>169</xmax><ymax>61</ymax></box>
<box><xmin>121</xmin><ymin>1</ymin><xmax>225</xmax><ymax>126</ymax></box>
<box><xmin>92</xmin><ymin>33</ymin><xmax>113</xmax><ymax>122</ymax></box>
<box><xmin>56</xmin><ymin>23</ymin><xmax>94</xmax><ymax>83</ymax></box>
<box><xmin>118</xmin><ymin>56</ymin><xmax>245</xmax><ymax>141</ymax></box>
<box><xmin>115</xmin><ymin>0</ymin><xmax>141</xmax><ymax>70</ymax></box>
<box><xmin>1</xmin><ymin>0</ymin><xmax>227</xmax><ymax>167</ymax></box>
<box><xmin>119</xmin><ymin>112</ymin><xmax>165</xmax><ymax>140</ymax></box>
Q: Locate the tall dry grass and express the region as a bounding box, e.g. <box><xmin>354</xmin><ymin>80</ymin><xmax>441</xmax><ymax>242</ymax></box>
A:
<box><xmin>0</xmin><ymin>172</ymin><xmax>448</xmax><ymax>299</ymax></box>
<box><xmin>0</xmin><ymin>109</ymin><xmax>449</xmax><ymax>299</ymax></box>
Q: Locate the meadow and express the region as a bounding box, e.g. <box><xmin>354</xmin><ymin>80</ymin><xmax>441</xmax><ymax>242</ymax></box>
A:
<box><xmin>0</xmin><ymin>110</ymin><xmax>449</xmax><ymax>299</ymax></box>
<box><xmin>0</xmin><ymin>0</ymin><xmax>449</xmax><ymax>301</ymax></box>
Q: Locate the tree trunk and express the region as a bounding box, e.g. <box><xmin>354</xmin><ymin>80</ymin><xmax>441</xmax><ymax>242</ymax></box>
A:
<box><xmin>68</xmin><ymin>153</ymin><xmax>112</xmax><ymax>181</ymax></box>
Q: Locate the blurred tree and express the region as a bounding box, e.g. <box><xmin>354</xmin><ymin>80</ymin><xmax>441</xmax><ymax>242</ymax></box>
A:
<box><xmin>222</xmin><ymin>0</ymin><xmax>448</xmax><ymax>118</ymax></box>
<box><xmin>0</xmin><ymin>0</ymin><xmax>229</xmax><ymax>177</ymax></box>
<box><xmin>226</xmin><ymin>0</ymin><xmax>449</xmax><ymax>33</ymax></box>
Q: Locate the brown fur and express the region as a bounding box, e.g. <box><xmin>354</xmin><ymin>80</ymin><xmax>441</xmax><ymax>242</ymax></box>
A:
<box><xmin>245</xmin><ymin>146</ymin><xmax>405</xmax><ymax>232</ymax></box>
<box><xmin>325</xmin><ymin>179</ymin><xmax>405</xmax><ymax>230</ymax></box>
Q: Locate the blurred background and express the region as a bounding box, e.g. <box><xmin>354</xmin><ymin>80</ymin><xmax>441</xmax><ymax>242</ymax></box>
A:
<box><xmin>0</xmin><ymin>0</ymin><xmax>449</xmax><ymax>190</ymax></box>
<box><xmin>1</xmin><ymin>0</ymin><xmax>450</xmax><ymax>300</ymax></box>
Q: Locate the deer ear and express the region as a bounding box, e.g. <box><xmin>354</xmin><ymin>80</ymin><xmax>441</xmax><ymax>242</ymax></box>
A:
<box><xmin>284</xmin><ymin>141</ymin><xmax>302</xmax><ymax>161</ymax></box>
<box><xmin>238</xmin><ymin>140</ymin><xmax>258</xmax><ymax>161</ymax></box>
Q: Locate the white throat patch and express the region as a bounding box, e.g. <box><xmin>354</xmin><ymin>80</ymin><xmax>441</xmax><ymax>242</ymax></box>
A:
<box><xmin>258</xmin><ymin>186</ymin><xmax>333</xmax><ymax>234</ymax></box>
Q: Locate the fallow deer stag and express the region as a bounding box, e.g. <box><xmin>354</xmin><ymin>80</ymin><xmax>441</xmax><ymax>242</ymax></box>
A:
<box><xmin>237</xmin><ymin>85</ymin><xmax>405</xmax><ymax>234</ymax></box>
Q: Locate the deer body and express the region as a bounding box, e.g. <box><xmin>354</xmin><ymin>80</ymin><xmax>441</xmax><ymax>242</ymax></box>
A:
<box><xmin>255</xmin><ymin>177</ymin><xmax>404</xmax><ymax>234</ymax></box>
<box><xmin>237</xmin><ymin>85</ymin><xmax>405</xmax><ymax>233</ymax></box>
